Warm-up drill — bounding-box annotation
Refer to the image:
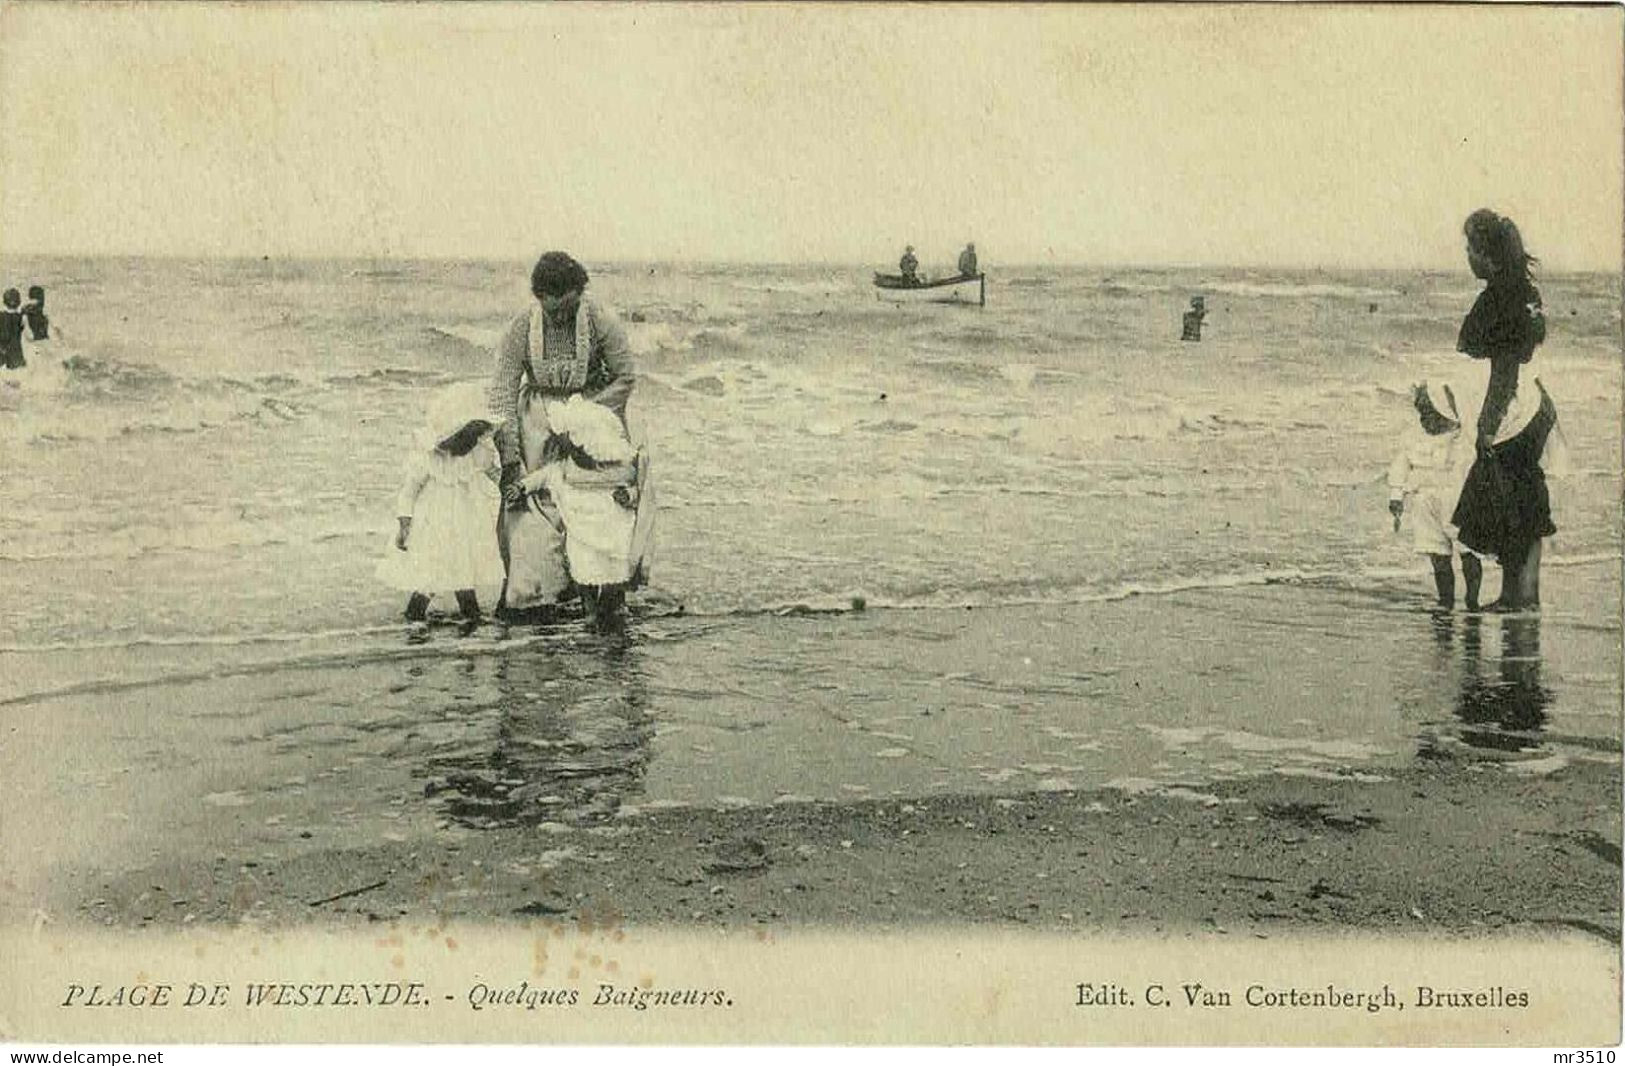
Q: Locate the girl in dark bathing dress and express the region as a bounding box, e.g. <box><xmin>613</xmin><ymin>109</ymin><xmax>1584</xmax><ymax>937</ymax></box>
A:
<box><xmin>0</xmin><ymin>289</ymin><xmax>26</xmax><ymax>369</ymax></box>
<box><xmin>1450</xmin><ymin>209</ymin><xmax>1558</xmax><ymax>610</ymax></box>
<box><xmin>22</xmin><ymin>286</ymin><xmax>48</xmax><ymax>341</ymax></box>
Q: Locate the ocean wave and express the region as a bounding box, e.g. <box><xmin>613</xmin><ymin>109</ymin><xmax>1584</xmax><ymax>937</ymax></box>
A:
<box><xmin>323</xmin><ymin>367</ymin><xmax>451</xmax><ymax>389</ymax></box>
<box><xmin>11</xmin><ymin>344</ymin><xmax>350</xmax><ymax>399</ymax></box>
<box><xmin>687</xmin><ymin>551</ymin><xmax>1623</xmax><ymax>620</ymax></box>
<box><xmin>0</xmin><ymin>511</ymin><xmax>384</xmax><ymax>563</ymax></box>
<box><xmin>2</xmin><ymin>551</ymin><xmax>1617</xmax><ymax>706</ymax></box>
<box><xmin>855</xmin><ymin>418</ymin><xmax>918</xmax><ymax>434</ymax></box>
<box><xmin>627</xmin><ymin>315</ymin><xmax>769</xmax><ymax>358</ymax></box>
<box><xmin>1176</xmin><ymin>411</ymin><xmax>1269</xmax><ymax>435</ymax></box>
<box><xmin>0</xmin><ymin>612</ymin><xmax>681</xmax><ymax>708</ymax></box>
<box><xmin>0</xmin><ymin>630</ymin><xmax>529</xmax><ymax>708</ymax></box>
<box><xmin>58</xmin><ymin>353</ymin><xmax>176</xmax><ymax>394</ymax></box>
<box><xmin>904</xmin><ymin>357</ymin><xmax>1006</xmax><ymax>386</ymax></box>
<box><xmin>345</xmin><ymin>266</ymin><xmax>416</xmax><ymax>282</ymax></box>
<box><xmin>723</xmin><ymin>277</ymin><xmax>848</xmax><ymax>297</ymax></box>
<box><xmin>675</xmin><ymin>567</ymin><xmax>1381</xmax><ymax>620</ymax></box>
<box><xmin>626</xmin><ymin>321</ymin><xmax>687</xmax><ymax>357</ymax></box>
<box><xmin>637</xmin><ymin>360</ymin><xmax>806</xmax><ymax>404</ymax></box>
<box><xmin>911</xmin><ymin>324</ymin><xmax>1027</xmax><ymax>352</ymax></box>
<box><xmin>210</xmin><ymin>372</ymin><xmax>310</xmax><ymax>394</ymax></box>
<box><xmin>0</xmin><ymin>622</ymin><xmax>403</xmax><ymax>657</ymax></box>
<box><xmin>655</xmin><ymin>477</ymin><xmax>1213</xmax><ymax>510</ymax></box>
<box><xmin>688</xmin><ymin>326</ymin><xmax>753</xmax><ymax>354</ymax></box>
<box><xmin>1200</xmin><ymin>280</ymin><xmax>1403</xmax><ymax>301</ymax></box>
<box><xmin>0</xmin><ymin>358</ymin><xmax>76</xmax><ymax>399</ymax></box>
<box><xmin>4</xmin><ymin>352</ymin><xmax>334</xmax><ymax>417</ymax></box>
<box><xmin>1545</xmin><ymin>551</ymin><xmax>1624</xmax><ymax>570</ymax></box>
<box><xmin>418</xmin><ymin>325</ymin><xmax>497</xmax><ymax>361</ymax></box>
<box><xmin>889</xmin><ymin>357</ymin><xmax>1074</xmax><ymax>397</ymax></box>
<box><xmin>11</xmin><ymin>393</ymin><xmax>318</xmax><ymax>445</ymax></box>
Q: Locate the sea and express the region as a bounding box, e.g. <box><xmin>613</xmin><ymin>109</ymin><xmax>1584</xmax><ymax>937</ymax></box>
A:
<box><xmin>0</xmin><ymin>257</ymin><xmax>1619</xmax><ymax>851</ymax></box>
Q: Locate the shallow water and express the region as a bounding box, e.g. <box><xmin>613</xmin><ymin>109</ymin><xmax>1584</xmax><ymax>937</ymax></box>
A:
<box><xmin>1</xmin><ymin>573</ymin><xmax>1615</xmax><ymax>904</ymax></box>
<box><xmin>0</xmin><ymin>257</ymin><xmax>1617</xmax><ymax>886</ymax></box>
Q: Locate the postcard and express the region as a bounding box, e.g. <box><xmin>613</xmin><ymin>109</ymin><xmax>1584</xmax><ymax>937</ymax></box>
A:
<box><xmin>0</xmin><ymin>2</ymin><xmax>1619</xmax><ymax>1049</ymax></box>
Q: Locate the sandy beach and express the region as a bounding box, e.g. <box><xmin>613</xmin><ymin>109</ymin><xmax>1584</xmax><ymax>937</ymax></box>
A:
<box><xmin>64</xmin><ymin>753</ymin><xmax>1620</xmax><ymax>939</ymax></box>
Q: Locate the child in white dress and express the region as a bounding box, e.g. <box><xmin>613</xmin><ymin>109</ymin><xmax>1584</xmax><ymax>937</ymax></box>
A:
<box><xmin>519</xmin><ymin>394</ymin><xmax>643</xmax><ymax>626</ymax></box>
<box><xmin>376</xmin><ymin>382</ymin><xmax>507</xmax><ymax>622</ymax></box>
<box><xmin>1387</xmin><ymin>380</ymin><xmax>1481</xmax><ymax>610</ymax></box>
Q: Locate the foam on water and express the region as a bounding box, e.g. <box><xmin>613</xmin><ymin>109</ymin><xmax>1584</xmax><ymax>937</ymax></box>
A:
<box><xmin>3</xmin><ymin>546</ymin><xmax>1583</xmax><ymax>670</ymax></box>
<box><xmin>0</xmin><ymin>257</ymin><xmax>1617</xmax><ymax>686</ymax></box>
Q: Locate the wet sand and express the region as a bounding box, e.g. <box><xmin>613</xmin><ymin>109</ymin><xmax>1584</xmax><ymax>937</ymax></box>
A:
<box><xmin>2</xmin><ymin>571</ymin><xmax>1617</xmax><ymax>939</ymax></box>
<box><xmin>71</xmin><ymin>756</ymin><xmax>1620</xmax><ymax>939</ymax></box>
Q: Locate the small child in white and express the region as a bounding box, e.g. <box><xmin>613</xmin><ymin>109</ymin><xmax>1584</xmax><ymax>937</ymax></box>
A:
<box><xmin>520</xmin><ymin>395</ymin><xmax>642</xmax><ymax>625</ymax></box>
<box><xmin>376</xmin><ymin>382</ymin><xmax>507</xmax><ymax>623</ymax></box>
<box><xmin>1388</xmin><ymin>380</ymin><xmax>1481</xmax><ymax>610</ymax></box>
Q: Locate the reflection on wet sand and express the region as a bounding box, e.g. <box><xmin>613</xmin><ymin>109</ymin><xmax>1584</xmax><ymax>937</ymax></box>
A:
<box><xmin>1420</xmin><ymin>611</ymin><xmax>1552</xmax><ymax>757</ymax></box>
<box><xmin>383</xmin><ymin>581</ymin><xmax>1607</xmax><ymax>831</ymax></box>
<box><xmin>422</xmin><ymin>630</ymin><xmax>653</xmax><ymax>829</ymax></box>
<box><xmin>1458</xmin><ymin>613</ymin><xmax>1551</xmax><ymax>750</ymax></box>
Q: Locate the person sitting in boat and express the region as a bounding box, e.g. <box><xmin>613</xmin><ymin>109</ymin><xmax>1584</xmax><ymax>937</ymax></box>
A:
<box><xmin>488</xmin><ymin>251</ymin><xmax>637</xmax><ymax>614</ymax></box>
<box><xmin>899</xmin><ymin>246</ymin><xmax>920</xmax><ymax>285</ymax></box>
<box><xmin>957</xmin><ymin>243</ymin><xmax>978</xmax><ymax>278</ymax></box>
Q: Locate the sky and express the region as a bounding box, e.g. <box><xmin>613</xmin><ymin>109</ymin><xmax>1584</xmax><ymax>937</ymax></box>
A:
<box><xmin>1</xmin><ymin>3</ymin><xmax>1620</xmax><ymax>270</ymax></box>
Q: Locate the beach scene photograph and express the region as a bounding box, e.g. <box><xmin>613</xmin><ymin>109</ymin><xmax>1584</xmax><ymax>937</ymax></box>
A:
<box><xmin>0</xmin><ymin>2</ymin><xmax>1620</xmax><ymax>1051</ymax></box>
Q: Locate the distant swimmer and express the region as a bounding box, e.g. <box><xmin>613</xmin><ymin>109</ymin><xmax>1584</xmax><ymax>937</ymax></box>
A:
<box><xmin>899</xmin><ymin>246</ymin><xmax>919</xmax><ymax>285</ymax></box>
<box><xmin>22</xmin><ymin>285</ymin><xmax>48</xmax><ymax>340</ymax></box>
<box><xmin>957</xmin><ymin>243</ymin><xmax>979</xmax><ymax>278</ymax></box>
<box><xmin>1181</xmin><ymin>296</ymin><xmax>1206</xmax><ymax>342</ymax></box>
<box><xmin>0</xmin><ymin>289</ymin><xmax>25</xmax><ymax>369</ymax></box>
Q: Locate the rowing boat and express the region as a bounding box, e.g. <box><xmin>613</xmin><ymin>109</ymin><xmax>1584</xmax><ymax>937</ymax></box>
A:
<box><xmin>872</xmin><ymin>272</ymin><xmax>986</xmax><ymax>306</ymax></box>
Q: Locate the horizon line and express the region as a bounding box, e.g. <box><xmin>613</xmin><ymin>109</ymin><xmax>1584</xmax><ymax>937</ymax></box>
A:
<box><xmin>0</xmin><ymin>249</ymin><xmax>1619</xmax><ymax>276</ymax></box>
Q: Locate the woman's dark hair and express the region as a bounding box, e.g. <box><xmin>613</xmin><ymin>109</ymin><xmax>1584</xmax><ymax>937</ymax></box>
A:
<box><xmin>2</xmin><ymin>289</ymin><xmax>18</xmax><ymax>309</ymax></box>
<box><xmin>1464</xmin><ymin>208</ymin><xmax>1539</xmax><ymax>281</ymax></box>
<box><xmin>26</xmin><ymin>285</ymin><xmax>43</xmax><ymax>301</ymax></box>
<box><xmin>530</xmin><ymin>252</ymin><xmax>590</xmax><ymax>298</ymax></box>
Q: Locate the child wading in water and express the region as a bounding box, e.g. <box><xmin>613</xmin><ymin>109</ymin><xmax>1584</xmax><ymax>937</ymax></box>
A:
<box><xmin>376</xmin><ymin>382</ymin><xmax>507</xmax><ymax>624</ymax></box>
<box><xmin>22</xmin><ymin>286</ymin><xmax>49</xmax><ymax>341</ymax></box>
<box><xmin>0</xmin><ymin>289</ymin><xmax>26</xmax><ymax>370</ymax></box>
<box><xmin>1388</xmin><ymin>381</ymin><xmax>1481</xmax><ymax>609</ymax></box>
<box><xmin>519</xmin><ymin>394</ymin><xmax>644</xmax><ymax>630</ymax></box>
